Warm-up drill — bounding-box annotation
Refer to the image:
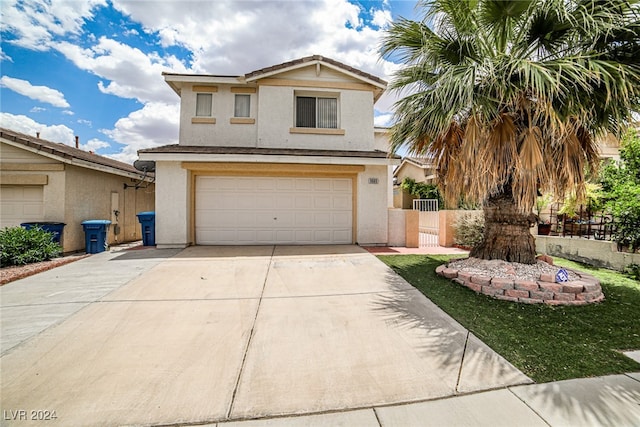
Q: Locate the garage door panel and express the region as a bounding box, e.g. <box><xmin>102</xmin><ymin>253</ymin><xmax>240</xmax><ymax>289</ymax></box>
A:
<box><xmin>195</xmin><ymin>176</ymin><xmax>353</xmax><ymax>245</ymax></box>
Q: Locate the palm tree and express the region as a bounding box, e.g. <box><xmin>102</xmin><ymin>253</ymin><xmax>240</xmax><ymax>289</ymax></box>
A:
<box><xmin>381</xmin><ymin>0</ymin><xmax>640</xmax><ymax>264</ymax></box>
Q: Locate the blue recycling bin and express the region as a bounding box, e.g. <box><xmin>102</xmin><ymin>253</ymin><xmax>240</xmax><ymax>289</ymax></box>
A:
<box><xmin>21</xmin><ymin>222</ymin><xmax>66</xmax><ymax>245</ymax></box>
<box><xmin>136</xmin><ymin>211</ymin><xmax>156</xmax><ymax>246</ymax></box>
<box><xmin>81</xmin><ymin>220</ymin><xmax>111</xmax><ymax>254</ymax></box>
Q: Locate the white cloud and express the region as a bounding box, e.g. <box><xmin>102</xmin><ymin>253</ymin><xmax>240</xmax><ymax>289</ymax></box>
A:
<box><xmin>374</xmin><ymin>112</ymin><xmax>394</xmax><ymax>127</ymax></box>
<box><xmin>0</xmin><ymin>46</ymin><xmax>12</xmax><ymax>62</ymax></box>
<box><xmin>62</xmin><ymin>110</ymin><xmax>74</xmax><ymax>115</ymax></box>
<box><xmin>79</xmin><ymin>137</ymin><xmax>111</xmax><ymax>153</ymax></box>
<box><xmin>102</xmin><ymin>102</ymin><xmax>179</xmax><ymax>164</ymax></box>
<box><xmin>77</xmin><ymin>119</ymin><xmax>92</xmax><ymax>126</ymax></box>
<box><xmin>0</xmin><ymin>0</ymin><xmax>106</xmax><ymax>50</ymax></box>
<box><xmin>111</xmin><ymin>0</ymin><xmax>396</xmax><ymax>86</ymax></box>
<box><xmin>30</xmin><ymin>106</ymin><xmax>46</xmax><ymax>113</ymax></box>
<box><xmin>0</xmin><ymin>76</ymin><xmax>70</xmax><ymax>108</ymax></box>
<box><xmin>54</xmin><ymin>37</ymin><xmax>187</xmax><ymax>104</ymax></box>
<box><xmin>0</xmin><ymin>112</ymin><xmax>75</xmax><ymax>144</ymax></box>
<box><xmin>371</xmin><ymin>9</ymin><xmax>392</xmax><ymax>28</ymax></box>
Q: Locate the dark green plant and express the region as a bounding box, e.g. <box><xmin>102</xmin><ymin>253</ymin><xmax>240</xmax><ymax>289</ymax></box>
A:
<box><xmin>400</xmin><ymin>177</ymin><xmax>444</xmax><ymax>207</ymax></box>
<box><xmin>0</xmin><ymin>226</ymin><xmax>62</xmax><ymax>267</ymax></box>
<box><xmin>599</xmin><ymin>130</ymin><xmax>640</xmax><ymax>251</ymax></box>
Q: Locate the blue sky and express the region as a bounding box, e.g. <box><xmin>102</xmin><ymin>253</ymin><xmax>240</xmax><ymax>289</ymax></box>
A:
<box><xmin>1</xmin><ymin>0</ymin><xmax>420</xmax><ymax>164</ymax></box>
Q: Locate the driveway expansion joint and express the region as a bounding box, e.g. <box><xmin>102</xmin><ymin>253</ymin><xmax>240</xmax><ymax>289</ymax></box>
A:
<box><xmin>226</xmin><ymin>245</ymin><xmax>276</xmax><ymax>420</ymax></box>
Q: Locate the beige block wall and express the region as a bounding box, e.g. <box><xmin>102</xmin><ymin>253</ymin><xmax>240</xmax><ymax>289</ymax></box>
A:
<box><xmin>63</xmin><ymin>165</ymin><xmax>155</xmax><ymax>252</ymax></box>
<box><xmin>536</xmin><ymin>235</ymin><xmax>640</xmax><ymax>271</ymax></box>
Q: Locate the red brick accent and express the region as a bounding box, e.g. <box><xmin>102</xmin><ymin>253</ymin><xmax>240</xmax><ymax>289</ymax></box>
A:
<box><xmin>494</xmin><ymin>294</ymin><xmax>519</xmax><ymax>302</ymax></box>
<box><xmin>515</xmin><ymin>280</ymin><xmax>539</xmax><ymax>292</ymax></box>
<box><xmin>583</xmin><ymin>283</ymin><xmax>601</xmax><ymax>293</ymax></box>
<box><xmin>562</xmin><ymin>281</ymin><xmax>585</xmax><ymax>294</ymax></box>
<box><xmin>539</xmin><ymin>273</ymin><xmax>556</xmax><ymax>283</ymax></box>
<box><xmin>466</xmin><ymin>282</ymin><xmax>482</xmax><ymax>293</ymax></box>
<box><xmin>435</xmin><ymin>265</ymin><xmax>446</xmax><ymax>275</ymax></box>
<box><xmin>471</xmin><ymin>276</ymin><xmax>492</xmax><ymax>286</ymax></box>
<box><xmin>545</xmin><ymin>300</ymin><xmax>566</xmax><ymax>306</ymax></box>
<box><xmin>539</xmin><ymin>282</ymin><xmax>563</xmax><ymax>293</ymax></box>
<box><xmin>505</xmin><ymin>289</ymin><xmax>530</xmax><ymax>299</ymax></box>
<box><xmin>554</xmin><ymin>292</ymin><xmax>576</xmax><ymax>301</ymax></box>
<box><xmin>536</xmin><ymin>254</ymin><xmax>554</xmax><ymax>265</ymax></box>
<box><xmin>491</xmin><ymin>278</ymin><xmax>515</xmax><ymax>290</ymax></box>
<box><xmin>576</xmin><ymin>291</ymin><xmax>604</xmax><ymax>302</ymax></box>
<box><xmin>458</xmin><ymin>271</ymin><xmax>473</xmax><ymax>282</ymax></box>
<box><xmin>442</xmin><ymin>268</ymin><xmax>459</xmax><ymax>279</ymax></box>
<box><xmin>453</xmin><ymin>278</ymin><xmax>466</xmax><ymax>286</ymax></box>
<box><xmin>530</xmin><ymin>290</ymin><xmax>554</xmax><ymax>300</ymax></box>
<box><xmin>481</xmin><ymin>286</ymin><xmax>504</xmax><ymax>296</ymax></box>
<box><xmin>519</xmin><ymin>297</ymin><xmax>544</xmax><ymax>304</ymax></box>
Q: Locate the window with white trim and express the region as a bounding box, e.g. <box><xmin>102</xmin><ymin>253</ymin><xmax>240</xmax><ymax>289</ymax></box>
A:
<box><xmin>295</xmin><ymin>96</ymin><xmax>338</xmax><ymax>129</ymax></box>
<box><xmin>234</xmin><ymin>94</ymin><xmax>250</xmax><ymax>118</ymax></box>
<box><xmin>195</xmin><ymin>93</ymin><xmax>212</xmax><ymax>117</ymax></box>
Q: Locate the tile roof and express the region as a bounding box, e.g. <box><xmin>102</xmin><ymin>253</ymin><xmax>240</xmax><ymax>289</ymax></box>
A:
<box><xmin>138</xmin><ymin>144</ymin><xmax>399</xmax><ymax>159</ymax></box>
<box><xmin>245</xmin><ymin>55</ymin><xmax>387</xmax><ymax>86</ymax></box>
<box><xmin>0</xmin><ymin>127</ymin><xmax>147</xmax><ymax>177</ymax></box>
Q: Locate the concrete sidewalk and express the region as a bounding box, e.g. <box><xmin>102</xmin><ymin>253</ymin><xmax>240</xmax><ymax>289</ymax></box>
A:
<box><xmin>1</xmin><ymin>245</ymin><xmax>638</xmax><ymax>426</ymax></box>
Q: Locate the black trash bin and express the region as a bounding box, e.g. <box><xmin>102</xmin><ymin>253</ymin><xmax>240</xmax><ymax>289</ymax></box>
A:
<box><xmin>21</xmin><ymin>222</ymin><xmax>66</xmax><ymax>246</ymax></box>
<box><xmin>136</xmin><ymin>211</ymin><xmax>156</xmax><ymax>246</ymax></box>
<box><xmin>81</xmin><ymin>220</ymin><xmax>111</xmax><ymax>254</ymax></box>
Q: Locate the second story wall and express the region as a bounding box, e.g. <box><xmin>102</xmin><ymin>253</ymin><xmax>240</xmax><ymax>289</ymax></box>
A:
<box><xmin>255</xmin><ymin>84</ymin><xmax>376</xmax><ymax>151</ymax></box>
<box><xmin>179</xmin><ymin>83</ymin><xmax>258</xmax><ymax>147</ymax></box>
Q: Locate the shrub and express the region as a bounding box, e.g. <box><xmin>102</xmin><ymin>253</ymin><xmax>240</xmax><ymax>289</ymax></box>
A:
<box><xmin>0</xmin><ymin>226</ymin><xmax>62</xmax><ymax>267</ymax></box>
<box><xmin>454</xmin><ymin>212</ymin><xmax>484</xmax><ymax>248</ymax></box>
<box><xmin>623</xmin><ymin>264</ymin><xmax>640</xmax><ymax>281</ymax></box>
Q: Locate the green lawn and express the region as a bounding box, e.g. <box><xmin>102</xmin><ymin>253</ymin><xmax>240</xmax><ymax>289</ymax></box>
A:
<box><xmin>378</xmin><ymin>255</ymin><xmax>640</xmax><ymax>383</ymax></box>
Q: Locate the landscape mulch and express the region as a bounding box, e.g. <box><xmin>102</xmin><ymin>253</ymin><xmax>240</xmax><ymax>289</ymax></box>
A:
<box><xmin>0</xmin><ymin>254</ymin><xmax>91</xmax><ymax>286</ymax></box>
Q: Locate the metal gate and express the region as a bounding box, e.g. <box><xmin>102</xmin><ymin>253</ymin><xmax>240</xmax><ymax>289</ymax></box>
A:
<box><xmin>413</xmin><ymin>199</ymin><xmax>439</xmax><ymax>247</ymax></box>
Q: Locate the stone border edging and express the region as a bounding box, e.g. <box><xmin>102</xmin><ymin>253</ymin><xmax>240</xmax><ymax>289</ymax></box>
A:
<box><xmin>436</xmin><ymin>264</ymin><xmax>604</xmax><ymax>305</ymax></box>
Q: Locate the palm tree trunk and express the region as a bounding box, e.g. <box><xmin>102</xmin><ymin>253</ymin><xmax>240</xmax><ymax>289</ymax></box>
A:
<box><xmin>470</xmin><ymin>189</ymin><xmax>537</xmax><ymax>264</ymax></box>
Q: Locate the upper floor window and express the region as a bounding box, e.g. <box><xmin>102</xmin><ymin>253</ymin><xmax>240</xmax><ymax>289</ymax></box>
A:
<box><xmin>296</xmin><ymin>96</ymin><xmax>338</xmax><ymax>129</ymax></box>
<box><xmin>195</xmin><ymin>93</ymin><xmax>212</xmax><ymax>117</ymax></box>
<box><xmin>234</xmin><ymin>94</ymin><xmax>250</xmax><ymax>118</ymax></box>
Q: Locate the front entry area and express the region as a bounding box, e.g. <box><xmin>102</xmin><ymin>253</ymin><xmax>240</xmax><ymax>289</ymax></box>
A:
<box><xmin>195</xmin><ymin>176</ymin><xmax>353</xmax><ymax>245</ymax></box>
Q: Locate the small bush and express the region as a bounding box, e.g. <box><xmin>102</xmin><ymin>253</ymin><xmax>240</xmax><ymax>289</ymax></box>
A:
<box><xmin>454</xmin><ymin>212</ymin><xmax>485</xmax><ymax>248</ymax></box>
<box><xmin>623</xmin><ymin>264</ymin><xmax>640</xmax><ymax>281</ymax></box>
<box><xmin>0</xmin><ymin>226</ymin><xmax>62</xmax><ymax>267</ymax></box>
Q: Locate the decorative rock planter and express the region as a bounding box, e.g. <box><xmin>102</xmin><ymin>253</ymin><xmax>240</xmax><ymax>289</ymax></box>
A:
<box><xmin>436</xmin><ymin>263</ymin><xmax>604</xmax><ymax>305</ymax></box>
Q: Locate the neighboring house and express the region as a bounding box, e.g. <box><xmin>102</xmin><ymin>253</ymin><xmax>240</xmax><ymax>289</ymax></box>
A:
<box><xmin>138</xmin><ymin>55</ymin><xmax>399</xmax><ymax>248</ymax></box>
<box><xmin>0</xmin><ymin>128</ymin><xmax>155</xmax><ymax>252</ymax></box>
<box><xmin>393</xmin><ymin>157</ymin><xmax>436</xmax><ymax>209</ymax></box>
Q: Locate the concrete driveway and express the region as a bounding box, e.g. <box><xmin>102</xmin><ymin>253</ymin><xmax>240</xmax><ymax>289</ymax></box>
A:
<box><xmin>1</xmin><ymin>245</ymin><xmax>530</xmax><ymax>426</ymax></box>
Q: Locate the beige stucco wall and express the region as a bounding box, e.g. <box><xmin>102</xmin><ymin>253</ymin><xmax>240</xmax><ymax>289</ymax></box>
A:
<box><xmin>396</xmin><ymin>163</ymin><xmax>428</xmax><ymax>183</ymax></box>
<box><xmin>154</xmin><ymin>161</ymin><xmax>191</xmax><ymax>248</ymax></box>
<box><xmin>62</xmin><ymin>165</ymin><xmax>154</xmax><ymax>252</ymax></box>
<box><xmin>356</xmin><ymin>165</ymin><xmax>389</xmax><ymax>245</ymax></box>
<box><xmin>179</xmin><ymin>84</ymin><xmax>258</xmax><ymax>147</ymax></box>
<box><xmin>536</xmin><ymin>235</ymin><xmax>640</xmax><ymax>271</ymax></box>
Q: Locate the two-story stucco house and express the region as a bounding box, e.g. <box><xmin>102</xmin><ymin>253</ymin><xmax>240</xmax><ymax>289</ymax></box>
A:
<box><xmin>138</xmin><ymin>55</ymin><xmax>398</xmax><ymax>248</ymax></box>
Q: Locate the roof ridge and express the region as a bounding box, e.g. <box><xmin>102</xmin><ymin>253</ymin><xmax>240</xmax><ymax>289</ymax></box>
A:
<box><xmin>0</xmin><ymin>127</ymin><xmax>145</xmax><ymax>177</ymax></box>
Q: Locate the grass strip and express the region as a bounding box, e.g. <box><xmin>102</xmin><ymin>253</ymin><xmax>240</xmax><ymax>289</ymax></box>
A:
<box><xmin>378</xmin><ymin>255</ymin><xmax>640</xmax><ymax>383</ymax></box>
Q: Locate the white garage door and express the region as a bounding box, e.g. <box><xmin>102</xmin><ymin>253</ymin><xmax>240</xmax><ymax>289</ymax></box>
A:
<box><xmin>195</xmin><ymin>176</ymin><xmax>353</xmax><ymax>245</ymax></box>
<box><xmin>0</xmin><ymin>185</ymin><xmax>44</xmax><ymax>229</ymax></box>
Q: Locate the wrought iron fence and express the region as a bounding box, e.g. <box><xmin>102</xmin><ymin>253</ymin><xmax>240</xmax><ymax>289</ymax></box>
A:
<box><xmin>548</xmin><ymin>204</ymin><xmax>616</xmax><ymax>241</ymax></box>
